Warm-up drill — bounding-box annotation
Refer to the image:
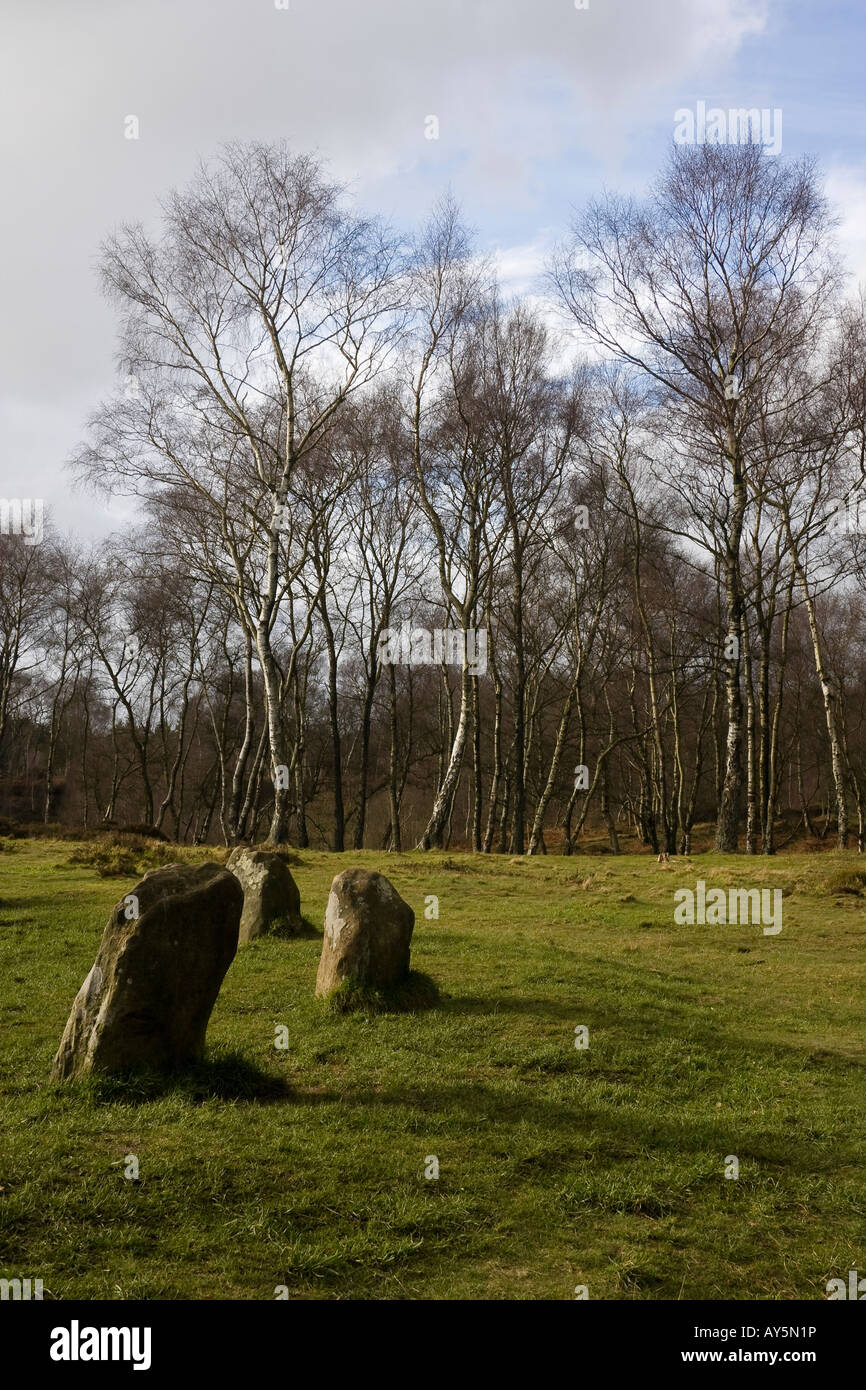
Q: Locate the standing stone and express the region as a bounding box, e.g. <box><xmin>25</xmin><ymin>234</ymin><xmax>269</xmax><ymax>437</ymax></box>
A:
<box><xmin>316</xmin><ymin>868</ymin><xmax>414</xmax><ymax>998</ymax></box>
<box><xmin>226</xmin><ymin>848</ymin><xmax>303</xmax><ymax>943</ymax></box>
<box><xmin>51</xmin><ymin>862</ymin><xmax>242</xmax><ymax>1080</ymax></box>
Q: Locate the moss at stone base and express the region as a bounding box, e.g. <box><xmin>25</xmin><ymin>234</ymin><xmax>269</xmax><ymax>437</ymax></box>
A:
<box><xmin>266</xmin><ymin>913</ymin><xmax>319</xmax><ymax>939</ymax></box>
<box><xmin>322</xmin><ymin>970</ymin><xmax>440</xmax><ymax>1016</ymax></box>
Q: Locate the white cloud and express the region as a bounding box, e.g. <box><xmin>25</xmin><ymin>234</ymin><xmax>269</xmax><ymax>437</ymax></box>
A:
<box><xmin>492</xmin><ymin>236</ymin><xmax>554</xmax><ymax>297</ymax></box>
<box><xmin>825</xmin><ymin>165</ymin><xmax>866</xmax><ymax>293</ymax></box>
<box><xmin>0</xmin><ymin>0</ymin><xmax>772</xmax><ymax>529</ymax></box>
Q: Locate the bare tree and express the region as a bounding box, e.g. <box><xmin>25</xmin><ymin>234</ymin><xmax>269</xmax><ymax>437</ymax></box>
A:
<box><xmin>74</xmin><ymin>141</ymin><xmax>405</xmax><ymax>842</ymax></box>
<box><xmin>553</xmin><ymin>142</ymin><xmax>838</xmax><ymax>851</ymax></box>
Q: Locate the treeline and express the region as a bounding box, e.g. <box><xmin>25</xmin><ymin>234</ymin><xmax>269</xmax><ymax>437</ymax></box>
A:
<box><xmin>2</xmin><ymin>139</ymin><xmax>866</xmax><ymax>854</ymax></box>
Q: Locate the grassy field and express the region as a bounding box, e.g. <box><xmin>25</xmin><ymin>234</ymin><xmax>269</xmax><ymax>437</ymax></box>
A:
<box><xmin>1</xmin><ymin>836</ymin><xmax>864</xmax><ymax>1300</ymax></box>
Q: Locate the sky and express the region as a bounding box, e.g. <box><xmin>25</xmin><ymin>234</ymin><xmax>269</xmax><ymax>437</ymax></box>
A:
<box><xmin>1</xmin><ymin>0</ymin><xmax>865</xmax><ymax>537</ymax></box>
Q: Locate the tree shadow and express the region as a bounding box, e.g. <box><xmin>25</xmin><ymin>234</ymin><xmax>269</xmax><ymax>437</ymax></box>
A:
<box><xmin>87</xmin><ymin>1049</ymin><xmax>294</xmax><ymax>1106</ymax></box>
<box><xmin>451</xmin><ymin>993</ymin><xmax>594</xmax><ymax>1022</ymax></box>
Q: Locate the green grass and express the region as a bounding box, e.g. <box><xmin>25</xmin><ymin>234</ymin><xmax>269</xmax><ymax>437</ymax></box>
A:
<box><xmin>323</xmin><ymin>970</ymin><xmax>440</xmax><ymax>1015</ymax></box>
<box><xmin>1</xmin><ymin>838</ymin><xmax>864</xmax><ymax>1300</ymax></box>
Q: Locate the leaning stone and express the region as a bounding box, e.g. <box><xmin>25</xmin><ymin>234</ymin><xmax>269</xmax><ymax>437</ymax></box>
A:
<box><xmin>226</xmin><ymin>848</ymin><xmax>303</xmax><ymax>943</ymax></box>
<box><xmin>315</xmin><ymin>868</ymin><xmax>414</xmax><ymax>998</ymax></box>
<box><xmin>50</xmin><ymin>862</ymin><xmax>241</xmax><ymax>1080</ymax></box>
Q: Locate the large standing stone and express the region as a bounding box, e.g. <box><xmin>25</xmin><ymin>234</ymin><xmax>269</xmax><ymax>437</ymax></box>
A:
<box><xmin>226</xmin><ymin>848</ymin><xmax>303</xmax><ymax>943</ymax></box>
<box><xmin>315</xmin><ymin>869</ymin><xmax>414</xmax><ymax>998</ymax></box>
<box><xmin>50</xmin><ymin>862</ymin><xmax>242</xmax><ymax>1080</ymax></box>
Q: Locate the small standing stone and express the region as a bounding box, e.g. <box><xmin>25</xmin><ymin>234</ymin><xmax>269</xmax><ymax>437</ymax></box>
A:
<box><xmin>315</xmin><ymin>868</ymin><xmax>414</xmax><ymax>998</ymax></box>
<box><xmin>226</xmin><ymin>848</ymin><xmax>303</xmax><ymax>942</ymax></box>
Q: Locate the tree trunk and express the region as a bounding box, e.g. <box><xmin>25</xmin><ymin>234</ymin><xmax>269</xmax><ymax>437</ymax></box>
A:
<box><xmin>417</xmin><ymin>660</ymin><xmax>471</xmax><ymax>850</ymax></box>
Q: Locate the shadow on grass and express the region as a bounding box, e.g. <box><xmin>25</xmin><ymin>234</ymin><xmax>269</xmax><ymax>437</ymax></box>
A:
<box><xmin>269</xmin><ymin>914</ymin><xmax>321</xmax><ymax>941</ymax></box>
<box><xmin>87</xmin><ymin>1049</ymin><xmax>293</xmax><ymax>1106</ymax></box>
<box><xmin>299</xmin><ymin>1072</ymin><xmax>858</xmax><ymax>1169</ymax></box>
<box><xmin>452</xmin><ymin>994</ymin><xmax>591</xmax><ymax>1022</ymax></box>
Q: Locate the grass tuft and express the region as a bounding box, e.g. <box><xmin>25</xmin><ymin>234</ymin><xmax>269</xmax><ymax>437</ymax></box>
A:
<box><xmin>323</xmin><ymin>970</ymin><xmax>441</xmax><ymax>1016</ymax></box>
<box><xmin>824</xmin><ymin>868</ymin><xmax>866</xmax><ymax>896</ymax></box>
